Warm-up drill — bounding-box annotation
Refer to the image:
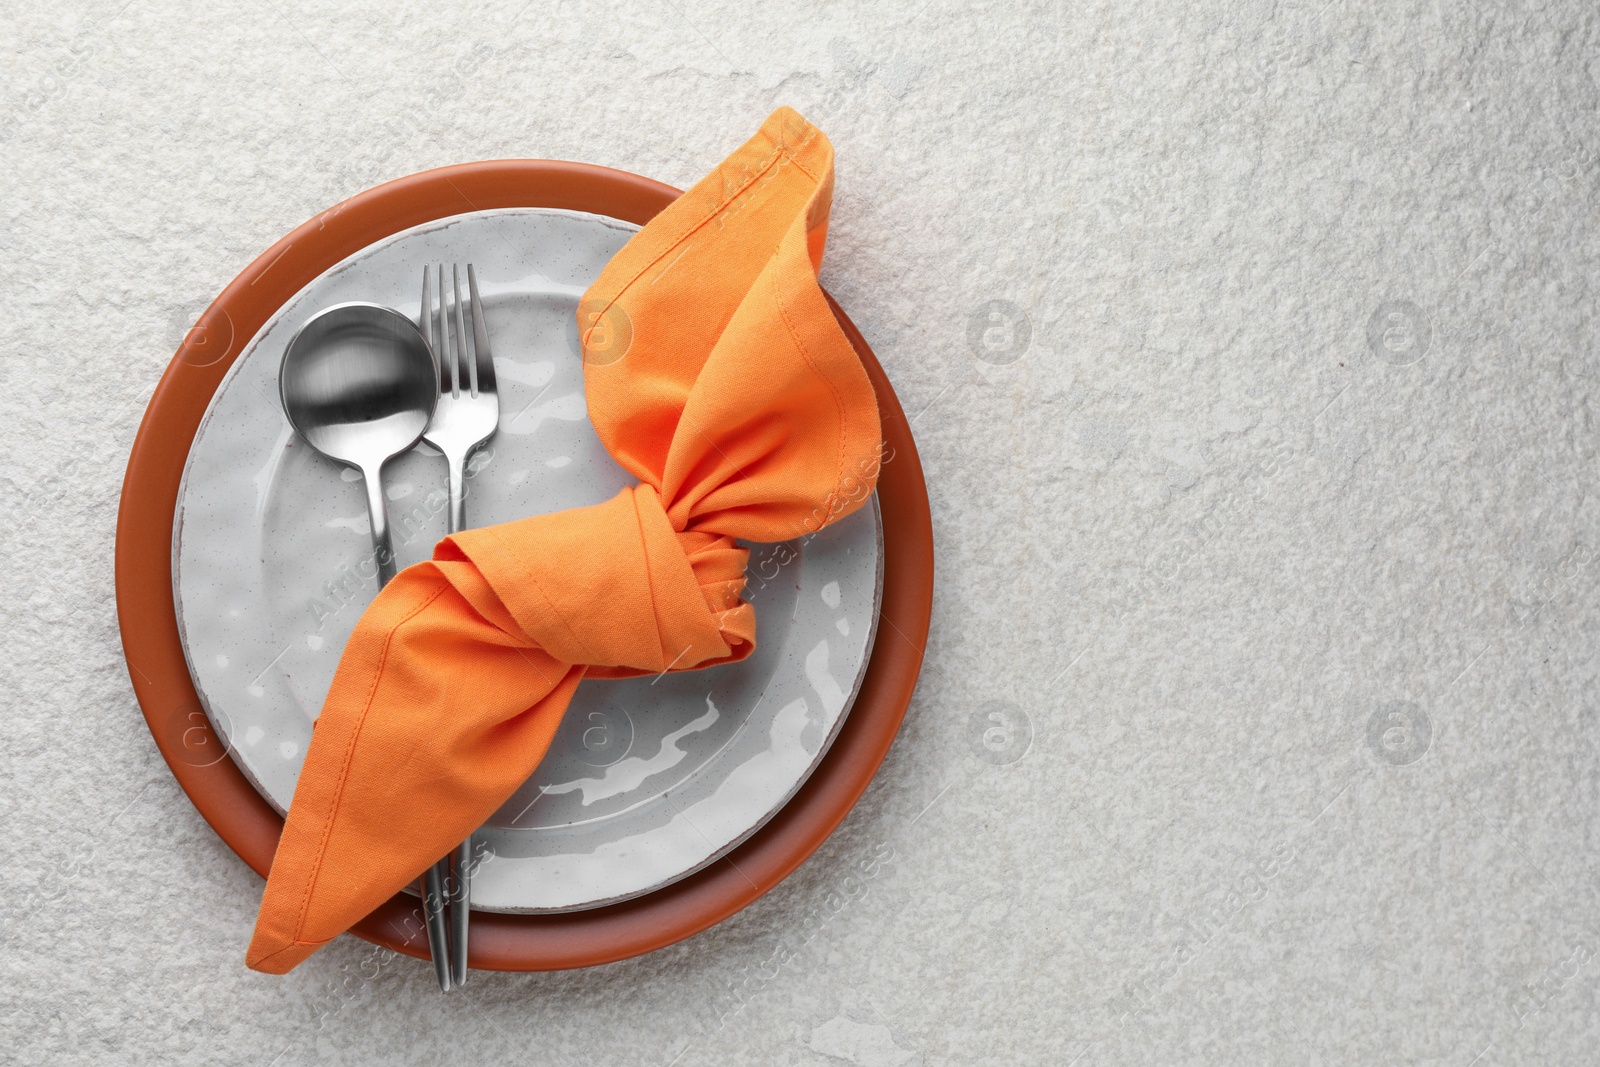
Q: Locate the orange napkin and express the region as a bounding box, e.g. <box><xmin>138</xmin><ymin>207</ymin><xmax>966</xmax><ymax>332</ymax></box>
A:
<box><xmin>247</xmin><ymin>108</ymin><xmax>882</xmax><ymax>973</ymax></box>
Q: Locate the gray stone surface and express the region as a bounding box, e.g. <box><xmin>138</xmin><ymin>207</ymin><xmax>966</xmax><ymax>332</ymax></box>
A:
<box><xmin>3</xmin><ymin>0</ymin><xmax>1599</xmax><ymax>1063</ymax></box>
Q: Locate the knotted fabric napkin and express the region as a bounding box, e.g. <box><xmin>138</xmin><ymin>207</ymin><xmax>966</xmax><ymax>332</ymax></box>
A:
<box><xmin>247</xmin><ymin>108</ymin><xmax>882</xmax><ymax>972</ymax></box>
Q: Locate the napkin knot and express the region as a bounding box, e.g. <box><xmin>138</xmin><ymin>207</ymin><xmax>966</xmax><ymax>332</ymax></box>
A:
<box><xmin>440</xmin><ymin>483</ymin><xmax>756</xmax><ymax>676</ymax></box>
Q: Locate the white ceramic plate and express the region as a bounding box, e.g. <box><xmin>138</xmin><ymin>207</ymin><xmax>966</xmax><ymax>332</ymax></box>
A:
<box><xmin>173</xmin><ymin>208</ymin><xmax>882</xmax><ymax>912</ymax></box>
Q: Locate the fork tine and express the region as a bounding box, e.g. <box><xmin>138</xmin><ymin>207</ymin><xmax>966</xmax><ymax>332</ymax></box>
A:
<box><xmin>421</xmin><ymin>266</ymin><xmax>446</xmax><ymax>394</ymax></box>
<box><xmin>451</xmin><ymin>265</ymin><xmax>470</xmax><ymax>399</ymax></box>
<box><xmin>467</xmin><ymin>264</ymin><xmax>495</xmax><ymax>399</ymax></box>
<box><xmin>438</xmin><ymin>264</ymin><xmax>459</xmax><ymax>397</ymax></box>
<box><xmin>433</xmin><ymin>264</ymin><xmax>444</xmax><ymax>395</ymax></box>
<box><xmin>420</xmin><ymin>266</ymin><xmax>433</xmax><ymax>353</ymax></box>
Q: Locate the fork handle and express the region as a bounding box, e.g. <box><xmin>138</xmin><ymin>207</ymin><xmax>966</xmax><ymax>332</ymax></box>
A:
<box><xmin>438</xmin><ymin>445</ymin><xmax>473</xmax><ymax>986</ymax></box>
<box><xmin>448</xmin><ymin>837</ymin><xmax>472</xmax><ymax>986</ymax></box>
<box><xmin>446</xmin><ymin>451</ymin><xmax>467</xmax><ymax>537</ymax></box>
<box><xmin>422</xmin><ymin>862</ymin><xmax>452</xmax><ymax>992</ymax></box>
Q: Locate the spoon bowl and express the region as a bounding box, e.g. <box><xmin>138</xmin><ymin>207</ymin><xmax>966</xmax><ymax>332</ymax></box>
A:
<box><xmin>280</xmin><ymin>302</ymin><xmax>437</xmax><ymax>466</ymax></box>
<box><xmin>279</xmin><ymin>302</ymin><xmax>437</xmax><ymax>584</ymax></box>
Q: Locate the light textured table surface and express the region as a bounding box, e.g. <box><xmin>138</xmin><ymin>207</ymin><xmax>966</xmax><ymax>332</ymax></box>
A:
<box><xmin>5</xmin><ymin>1</ymin><xmax>1599</xmax><ymax>1063</ymax></box>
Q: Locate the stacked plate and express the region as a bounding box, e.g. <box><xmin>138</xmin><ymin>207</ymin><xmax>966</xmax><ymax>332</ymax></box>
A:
<box><xmin>117</xmin><ymin>161</ymin><xmax>931</xmax><ymax>969</ymax></box>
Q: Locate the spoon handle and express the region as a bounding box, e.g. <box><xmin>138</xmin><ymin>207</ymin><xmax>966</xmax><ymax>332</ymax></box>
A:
<box><xmin>361</xmin><ymin>462</ymin><xmax>398</xmax><ymax>588</ymax></box>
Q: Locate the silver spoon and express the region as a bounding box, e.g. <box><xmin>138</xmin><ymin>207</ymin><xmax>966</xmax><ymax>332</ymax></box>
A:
<box><xmin>279</xmin><ymin>301</ymin><xmax>455</xmax><ymax>992</ymax></box>
<box><xmin>279</xmin><ymin>302</ymin><xmax>437</xmax><ymax>586</ymax></box>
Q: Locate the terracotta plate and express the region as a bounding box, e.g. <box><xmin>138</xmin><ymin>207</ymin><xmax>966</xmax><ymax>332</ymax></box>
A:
<box><xmin>115</xmin><ymin>160</ymin><xmax>933</xmax><ymax>971</ymax></box>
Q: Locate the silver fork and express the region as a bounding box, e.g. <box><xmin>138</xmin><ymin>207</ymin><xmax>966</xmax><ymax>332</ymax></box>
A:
<box><xmin>419</xmin><ymin>263</ymin><xmax>500</xmax><ymax>990</ymax></box>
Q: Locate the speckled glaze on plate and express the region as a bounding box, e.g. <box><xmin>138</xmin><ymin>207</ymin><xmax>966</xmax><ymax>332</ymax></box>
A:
<box><xmin>172</xmin><ymin>208</ymin><xmax>883</xmax><ymax>913</ymax></box>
